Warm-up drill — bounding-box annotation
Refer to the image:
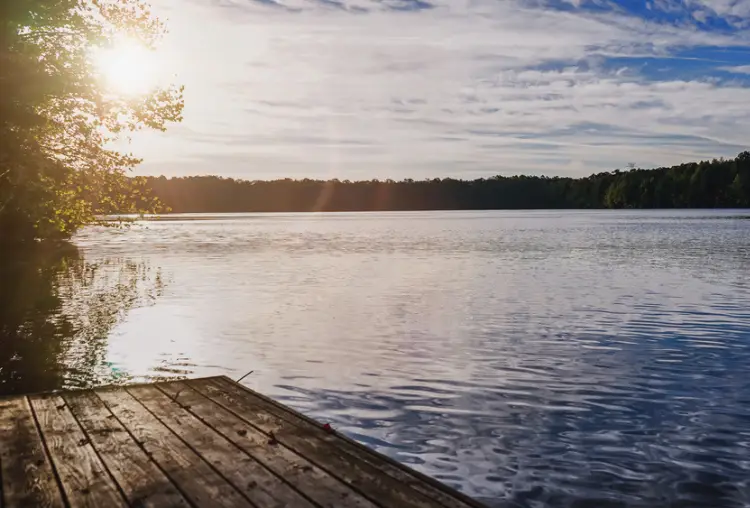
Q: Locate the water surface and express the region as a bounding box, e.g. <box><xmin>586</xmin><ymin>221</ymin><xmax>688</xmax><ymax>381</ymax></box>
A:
<box><xmin>3</xmin><ymin>210</ymin><xmax>750</xmax><ymax>507</ymax></box>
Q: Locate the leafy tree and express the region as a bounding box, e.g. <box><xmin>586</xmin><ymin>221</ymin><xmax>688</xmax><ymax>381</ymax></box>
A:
<box><xmin>141</xmin><ymin>152</ymin><xmax>750</xmax><ymax>212</ymax></box>
<box><xmin>0</xmin><ymin>0</ymin><xmax>183</xmax><ymax>244</ymax></box>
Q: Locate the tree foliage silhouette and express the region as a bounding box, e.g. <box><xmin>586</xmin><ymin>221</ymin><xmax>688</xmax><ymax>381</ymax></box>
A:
<box><xmin>0</xmin><ymin>0</ymin><xmax>183</xmax><ymax>243</ymax></box>
<box><xmin>143</xmin><ymin>153</ymin><xmax>750</xmax><ymax>212</ymax></box>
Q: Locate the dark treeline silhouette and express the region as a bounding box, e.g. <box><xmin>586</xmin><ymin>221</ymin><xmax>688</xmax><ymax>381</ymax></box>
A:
<box><xmin>144</xmin><ymin>152</ymin><xmax>750</xmax><ymax>213</ymax></box>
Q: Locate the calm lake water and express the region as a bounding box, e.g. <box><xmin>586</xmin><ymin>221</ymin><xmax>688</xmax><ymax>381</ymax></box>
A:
<box><xmin>2</xmin><ymin>210</ymin><xmax>750</xmax><ymax>507</ymax></box>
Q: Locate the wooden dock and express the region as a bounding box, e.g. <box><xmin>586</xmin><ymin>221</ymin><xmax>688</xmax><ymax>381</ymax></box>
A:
<box><xmin>0</xmin><ymin>376</ymin><xmax>486</xmax><ymax>508</ymax></box>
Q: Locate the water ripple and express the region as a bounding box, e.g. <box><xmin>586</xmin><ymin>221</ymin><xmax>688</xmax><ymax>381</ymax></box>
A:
<box><xmin>10</xmin><ymin>209</ymin><xmax>750</xmax><ymax>507</ymax></box>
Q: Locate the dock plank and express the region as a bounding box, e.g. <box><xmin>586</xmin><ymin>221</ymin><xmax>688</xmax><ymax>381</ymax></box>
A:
<box><xmin>212</xmin><ymin>377</ymin><xmax>481</xmax><ymax>508</ymax></box>
<box><xmin>63</xmin><ymin>390</ymin><xmax>191</xmax><ymax>508</ymax></box>
<box><xmin>192</xmin><ymin>378</ymin><xmax>445</xmax><ymax>508</ymax></box>
<box><xmin>128</xmin><ymin>384</ymin><xmax>315</xmax><ymax>508</ymax></box>
<box><xmin>0</xmin><ymin>397</ymin><xmax>64</xmax><ymax>508</ymax></box>
<box><xmin>96</xmin><ymin>387</ymin><xmax>253</xmax><ymax>508</ymax></box>
<box><xmin>158</xmin><ymin>380</ymin><xmax>378</xmax><ymax>508</ymax></box>
<box><xmin>2</xmin><ymin>377</ymin><xmax>484</xmax><ymax>508</ymax></box>
<box><xmin>29</xmin><ymin>394</ymin><xmax>127</xmax><ymax>508</ymax></box>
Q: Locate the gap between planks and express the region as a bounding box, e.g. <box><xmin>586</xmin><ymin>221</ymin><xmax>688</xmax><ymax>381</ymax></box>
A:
<box><xmin>185</xmin><ymin>377</ymin><xmax>469</xmax><ymax>508</ymax></box>
<box><xmin>212</xmin><ymin>377</ymin><xmax>485</xmax><ymax>508</ymax></box>
<box><xmin>122</xmin><ymin>384</ymin><xmax>316</xmax><ymax>508</ymax></box>
<box><xmin>156</xmin><ymin>381</ymin><xmax>376</xmax><ymax>508</ymax></box>
<box><xmin>1</xmin><ymin>378</ymin><xmax>485</xmax><ymax>508</ymax></box>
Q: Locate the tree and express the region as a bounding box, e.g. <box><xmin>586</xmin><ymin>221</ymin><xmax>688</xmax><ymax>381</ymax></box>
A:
<box><xmin>140</xmin><ymin>152</ymin><xmax>750</xmax><ymax>212</ymax></box>
<box><xmin>0</xmin><ymin>0</ymin><xmax>183</xmax><ymax>244</ymax></box>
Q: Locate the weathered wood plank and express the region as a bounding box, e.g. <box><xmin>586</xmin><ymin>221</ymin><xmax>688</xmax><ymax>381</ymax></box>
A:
<box><xmin>0</xmin><ymin>397</ymin><xmax>64</xmax><ymax>508</ymax></box>
<box><xmin>64</xmin><ymin>390</ymin><xmax>191</xmax><ymax>508</ymax></box>
<box><xmin>192</xmin><ymin>378</ymin><xmax>447</xmax><ymax>508</ymax></box>
<box><xmin>96</xmin><ymin>388</ymin><xmax>253</xmax><ymax>508</ymax></box>
<box><xmin>128</xmin><ymin>384</ymin><xmax>315</xmax><ymax>508</ymax></box>
<box><xmin>212</xmin><ymin>377</ymin><xmax>482</xmax><ymax>508</ymax></box>
<box><xmin>2</xmin><ymin>376</ymin><xmax>483</xmax><ymax>508</ymax></box>
<box><xmin>29</xmin><ymin>394</ymin><xmax>127</xmax><ymax>508</ymax></box>
<box><xmin>158</xmin><ymin>381</ymin><xmax>378</xmax><ymax>508</ymax></box>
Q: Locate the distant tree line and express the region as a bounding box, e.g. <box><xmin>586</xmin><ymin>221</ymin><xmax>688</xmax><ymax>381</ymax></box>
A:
<box><xmin>143</xmin><ymin>152</ymin><xmax>750</xmax><ymax>213</ymax></box>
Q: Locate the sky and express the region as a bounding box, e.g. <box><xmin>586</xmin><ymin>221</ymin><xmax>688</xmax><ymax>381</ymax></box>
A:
<box><xmin>126</xmin><ymin>0</ymin><xmax>750</xmax><ymax>180</ymax></box>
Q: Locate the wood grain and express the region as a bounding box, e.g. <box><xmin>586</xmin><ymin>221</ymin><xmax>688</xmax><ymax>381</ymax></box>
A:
<box><xmin>129</xmin><ymin>384</ymin><xmax>315</xmax><ymax>508</ymax></box>
<box><xmin>64</xmin><ymin>389</ymin><xmax>191</xmax><ymax>508</ymax></box>
<box><xmin>0</xmin><ymin>396</ymin><xmax>64</xmax><ymax>508</ymax></box>
<box><xmin>1</xmin><ymin>377</ymin><xmax>484</xmax><ymax>508</ymax></box>
<box><xmin>194</xmin><ymin>378</ymin><xmax>446</xmax><ymax>508</ymax></box>
<box><xmin>96</xmin><ymin>387</ymin><xmax>253</xmax><ymax>508</ymax></box>
<box><xmin>29</xmin><ymin>394</ymin><xmax>127</xmax><ymax>508</ymax></box>
<box><xmin>158</xmin><ymin>381</ymin><xmax>378</xmax><ymax>508</ymax></box>
<box><xmin>213</xmin><ymin>377</ymin><xmax>482</xmax><ymax>508</ymax></box>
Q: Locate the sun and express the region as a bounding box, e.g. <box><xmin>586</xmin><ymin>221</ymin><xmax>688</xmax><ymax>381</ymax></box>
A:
<box><xmin>93</xmin><ymin>39</ymin><xmax>159</xmax><ymax>96</ymax></box>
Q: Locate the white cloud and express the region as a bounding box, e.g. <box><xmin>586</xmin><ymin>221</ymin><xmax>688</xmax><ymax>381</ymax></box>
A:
<box><xmin>721</xmin><ymin>65</ymin><xmax>750</xmax><ymax>74</ymax></box>
<box><xmin>123</xmin><ymin>0</ymin><xmax>750</xmax><ymax>179</ymax></box>
<box><xmin>645</xmin><ymin>0</ymin><xmax>750</xmax><ymax>25</ymax></box>
<box><xmin>689</xmin><ymin>0</ymin><xmax>750</xmax><ymax>22</ymax></box>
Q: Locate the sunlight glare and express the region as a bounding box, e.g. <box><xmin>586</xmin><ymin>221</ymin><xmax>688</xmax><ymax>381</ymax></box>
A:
<box><xmin>94</xmin><ymin>39</ymin><xmax>160</xmax><ymax>96</ymax></box>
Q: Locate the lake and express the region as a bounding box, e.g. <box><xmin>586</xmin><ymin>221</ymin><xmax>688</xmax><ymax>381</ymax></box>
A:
<box><xmin>2</xmin><ymin>210</ymin><xmax>750</xmax><ymax>507</ymax></box>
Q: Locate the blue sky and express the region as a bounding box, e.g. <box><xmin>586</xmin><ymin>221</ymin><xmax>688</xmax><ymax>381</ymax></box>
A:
<box><xmin>126</xmin><ymin>0</ymin><xmax>750</xmax><ymax>179</ymax></box>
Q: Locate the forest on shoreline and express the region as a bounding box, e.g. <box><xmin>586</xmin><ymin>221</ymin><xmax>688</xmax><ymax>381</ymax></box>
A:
<box><xmin>144</xmin><ymin>152</ymin><xmax>750</xmax><ymax>213</ymax></box>
<box><xmin>3</xmin><ymin>2</ymin><xmax>749</xmax><ymax>244</ymax></box>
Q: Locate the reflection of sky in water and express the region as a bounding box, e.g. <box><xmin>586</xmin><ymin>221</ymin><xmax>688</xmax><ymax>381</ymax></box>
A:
<box><xmin>56</xmin><ymin>211</ymin><xmax>750</xmax><ymax>505</ymax></box>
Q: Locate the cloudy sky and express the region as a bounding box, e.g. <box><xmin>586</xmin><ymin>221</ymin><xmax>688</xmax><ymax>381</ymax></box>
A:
<box><xmin>128</xmin><ymin>0</ymin><xmax>750</xmax><ymax>180</ymax></box>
